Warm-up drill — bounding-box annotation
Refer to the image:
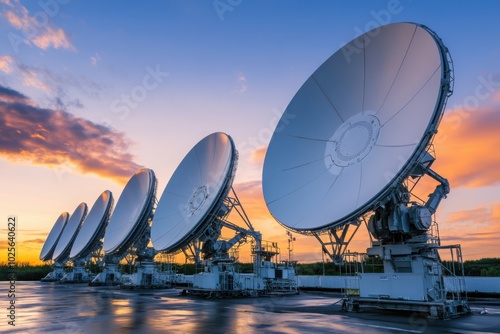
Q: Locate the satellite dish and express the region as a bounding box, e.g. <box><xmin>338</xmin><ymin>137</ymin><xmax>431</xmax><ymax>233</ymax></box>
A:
<box><xmin>39</xmin><ymin>212</ymin><xmax>69</xmax><ymax>261</ymax></box>
<box><xmin>52</xmin><ymin>203</ymin><xmax>88</xmax><ymax>262</ymax></box>
<box><xmin>151</xmin><ymin>132</ymin><xmax>237</xmax><ymax>253</ymax></box>
<box><xmin>103</xmin><ymin>168</ymin><xmax>157</xmax><ymax>255</ymax></box>
<box><xmin>262</xmin><ymin>22</ymin><xmax>451</xmax><ymax>232</ymax></box>
<box><xmin>70</xmin><ymin>190</ymin><xmax>114</xmax><ymax>259</ymax></box>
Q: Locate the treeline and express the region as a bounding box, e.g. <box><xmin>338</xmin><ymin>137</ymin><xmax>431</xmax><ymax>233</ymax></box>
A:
<box><xmin>296</xmin><ymin>258</ymin><xmax>500</xmax><ymax>277</ymax></box>
<box><xmin>0</xmin><ymin>263</ymin><xmax>52</xmax><ymax>281</ymax></box>
<box><xmin>448</xmin><ymin>258</ymin><xmax>500</xmax><ymax>277</ymax></box>
<box><xmin>1</xmin><ymin>258</ymin><xmax>500</xmax><ymax>281</ymax></box>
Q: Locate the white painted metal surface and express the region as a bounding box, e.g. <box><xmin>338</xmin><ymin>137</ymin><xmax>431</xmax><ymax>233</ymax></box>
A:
<box><xmin>52</xmin><ymin>203</ymin><xmax>88</xmax><ymax>261</ymax></box>
<box><xmin>151</xmin><ymin>132</ymin><xmax>236</xmax><ymax>253</ymax></box>
<box><xmin>103</xmin><ymin>168</ymin><xmax>156</xmax><ymax>255</ymax></box>
<box><xmin>39</xmin><ymin>212</ymin><xmax>69</xmax><ymax>261</ymax></box>
<box><xmin>70</xmin><ymin>190</ymin><xmax>113</xmax><ymax>259</ymax></box>
<box><xmin>297</xmin><ymin>275</ymin><xmax>500</xmax><ymax>294</ymax></box>
<box><xmin>263</xmin><ymin>23</ymin><xmax>447</xmax><ymax>232</ymax></box>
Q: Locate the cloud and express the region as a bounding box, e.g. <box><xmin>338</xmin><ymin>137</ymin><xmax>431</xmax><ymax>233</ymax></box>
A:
<box><xmin>90</xmin><ymin>53</ymin><xmax>101</xmax><ymax>66</ymax></box>
<box><xmin>235</xmin><ymin>72</ymin><xmax>247</xmax><ymax>93</ymax></box>
<box><xmin>447</xmin><ymin>206</ymin><xmax>492</xmax><ymax>225</ymax></box>
<box><xmin>432</xmin><ymin>106</ymin><xmax>500</xmax><ymax>188</ymax></box>
<box><xmin>24</xmin><ymin>238</ymin><xmax>46</xmax><ymax>245</ymax></box>
<box><xmin>439</xmin><ymin>203</ymin><xmax>500</xmax><ymax>259</ymax></box>
<box><xmin>0</xmin><ymin>85</ymin><xmax>143</xmax><ymax>183</ymax></box>
<box><xmin>1</xmin><ymin>0</ymin><xmax>74</xmax><ymax>51</ymax></box>
<box><xmin>233</xmin><ymin>180</ymin><xmax>271</xmax><ymax>221</ymax></box>
<box><xmin>250</xmin><ymin>146</ymin><xmax>266</xmax><ymax>165</ymax></box>
<box><xmin>0</xmin><ymin>55</ymin><xmax>14</xmax><ymax>73</ymax></box>
<box><xmin>19</xmin><ymin>65</ymin><xmax>51</xmax><ymax>91</ymax></box>
<box><xmin>0</xmin><ymin>55</ymin><xmax>102</xmax><ymax>108</ymax></box>
<box><xmin>494</xmin><ymin>90</ymin><xmax>500</xmax><ymax>103</ymax></box>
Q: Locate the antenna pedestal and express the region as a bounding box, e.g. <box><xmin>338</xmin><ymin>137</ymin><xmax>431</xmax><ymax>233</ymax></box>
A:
<box><xmin>90</xmin><ymin>263</ymin><xmax>122</xmax><ymax>286</ymax></box>
<box><xmin>346</xmin><ymin>239</ymin><xmax>470</xmax><ymax>319</ymax></box>
<box><xmin>183</xmin><ymin>186</ymin><xmax>297</xmax><ymax>296</ymax></box>
<box><xmin>345</xmin><ymin>183</ymin><xmax>469</xmax><ymax>318</ymax></box>
<box><xmin>61</xmin><ymin>264</ymin><xmax>91</xmax><ymax>283</ymax></box>
<box><xmin>41</xmin><ymin>261</ymin><xmax>65</xmax><ymax>282</ymax></box>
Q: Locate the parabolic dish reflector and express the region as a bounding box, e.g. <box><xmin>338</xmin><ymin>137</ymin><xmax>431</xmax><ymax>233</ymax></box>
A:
<box><xmin>52</xmin><ymin>203</ymin><xmax>88</xmax><ymax>261</ymax></box>
<box><xmin>103</xmin><ymin>168</ymin><xmax>156</xmax><ymax>255</ymax></box>
<box><xmin>151</xmin><ymin>132</ymin><xmax>237</xmax><ymax>252</ymax></box>
<box><xmin>39</xmin><ymin>212</ymin><xmax>69</xmax><ymax>261</ymax></box>
<box><xmin>70</xmin><ymin>190</ymin><xmax>114</xmax><ymax>259</ymax></box>
<box><xmin>262</xmin><ymin>22</ymin><xmax>451</xmax><ymax>232</ymax></box>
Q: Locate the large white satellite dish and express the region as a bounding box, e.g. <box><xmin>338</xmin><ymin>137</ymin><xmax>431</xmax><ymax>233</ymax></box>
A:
<box><xmin>70</xmin><ymin>190</ymin><xmax>114</xmax><ymax>259</ymax></box>
<box><xmin>151</xmin><ymin>132</ymin><xmax>237</xmax><ymax>253</ymax></box>
<box><xmin>52</xmin><ymin>203</ymin><xmax>88</xmax><ymax>262</ymax></box>
<box><xmin>263</xmin><ymin>22</ymin><xmax>451</xmax><ymax>232</ymax></box>
<box><xmin>150</xmin><ymin>132</ymin><xmax>285</xmax><ymax>296</ymax></box>
<box><xmin>39</xmin><ymin>212</ymin><xmax>69</xmax><ymax>261</ymax></box>
<box><xmin>262</xmin><ymin>22</ymin><xmax>469</xmax><ymax>318</ymax></box>
<box><xmin>103</xmin><ymin>168</ymin><xmax>157</xmax><ymax>256</ymax></box>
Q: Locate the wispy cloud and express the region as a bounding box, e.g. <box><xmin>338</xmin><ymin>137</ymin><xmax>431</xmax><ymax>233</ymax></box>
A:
<box><xmin>441</xmin><ymin>203</ymin><xmax>500</xmax><ymax>258</ymax></box>
<box><xmin>250</xmin><ymin>146</ymin><xmax>266</xmax><ymax>165</ymax></box>
<box><xmin>233</xmin><ymin>180</ymin><xmax>271</xmax><ymax>221</ymax></box>
<box><xmin>433</xmin><ymin>106</ymin><xmax>500</xmax><ymax>189</ymax></box>
<box><xmin>19</xmin><ymin>65</ymin><xmax>51</xmax><ymax>91</ymax></box>
<box><xmin>1</xmin><ymin>0</ymin><xmax>74</xmax><ymax>51</ymax></box>
<box><xmin>235</xmin><ymin>72</ymin><xmax>247</xmax><ymax>93</ymax></box>
<box><xmin>23</xmin><ymin>238</ymin><xmax>46</xmax><ymax>245</ymax></box>
<box><xmin>0</xmin><ymin>54</ymin><xmax>15</xmax><ymax>73</ymax></box>
<box><xmin>0</xmin><ymin>85</ymin><xmax>143</xmax><ymax>183</ymax></box>
<box><xmin>0</xmin><ymin>55</ymin><xmax>102</xmax><ymax>108</ymax></box>
<box><xmin>90</xmin><ymin>53</ymin><xmax>101</xmax><ymax>66</ymax></box>
<box><xmin>447</xmin><ymin>206</ymin><xmax>492</xmax><ymax>225</ymax></box>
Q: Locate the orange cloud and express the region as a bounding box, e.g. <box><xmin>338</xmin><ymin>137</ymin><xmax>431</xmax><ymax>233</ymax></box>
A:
<box><xmin>447</xmin><ymin>206</ymin><xmax>492</xmax><ymax>225</ymax></box>
<box><xmin>440</xmin><ymin>203</ymin><xmax>500</xmax><ymax>259</ymax></box>
<box><xmin>250</xmin><ymin>146</ymin><xmax>266</xmax><ymax>165</ymax></box>
<box><xmin>0</xmin><ymin>85</ymin><xmax>143</xmax><ymax>183</ymax></box>
<box><xmin>432</xmin><ymin>106</ymin><xmax>500</xmax><ymax>189</ymax></box>
<box><xmin>0</xmin><ymin>55</ymin><xmax>14</xmax><ymax>73</ymax></box>
<box><xmin>32</xmin><ymin>26</ymin><xmax>72</xmax><ymax>50</ymax></box>
<box><xmin>233</xmin><ymin>180</ymin><xmax>271</xmax><ymax>221</ymax></box>
<box><xmin>20</xmin><ymin>67</ymin><xmax>51</xmax><ymax>92</ymax></box>
<box><xmin>2</xmin><ymin>0</ymin><xmax>74</xmax><ymax>51</ymax></box>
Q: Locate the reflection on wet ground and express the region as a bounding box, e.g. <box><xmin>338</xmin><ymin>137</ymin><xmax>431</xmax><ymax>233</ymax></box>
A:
<box><xmin>1</xmin><ymin>281</ymin><xmax>499</xmax><ymax>333</ymax></box>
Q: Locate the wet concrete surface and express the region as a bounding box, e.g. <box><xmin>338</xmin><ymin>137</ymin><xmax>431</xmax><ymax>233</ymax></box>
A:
<box><xmin>1</xmin><ymin>281</ymin><xmax>499</xmax><ymax>333</ymax></box>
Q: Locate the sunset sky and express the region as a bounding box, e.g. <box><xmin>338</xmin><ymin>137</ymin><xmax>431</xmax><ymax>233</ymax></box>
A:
<box><xmin>0</xmin><ymin>1</ymin><xmax>499</xmax><ymax>265</ymax></box>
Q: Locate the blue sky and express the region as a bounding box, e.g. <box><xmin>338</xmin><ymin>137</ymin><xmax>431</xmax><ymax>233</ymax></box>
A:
<box><xmin>0</xmin><ymin>0</ymin><xmax>499</xmax><ymax>263</ymax></box>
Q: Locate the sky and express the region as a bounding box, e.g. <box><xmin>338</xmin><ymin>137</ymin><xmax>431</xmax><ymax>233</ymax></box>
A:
<box><xmin>0</xmin><ymin>0</ymin><xmax>499</xmax><ymax>265</ymax></box>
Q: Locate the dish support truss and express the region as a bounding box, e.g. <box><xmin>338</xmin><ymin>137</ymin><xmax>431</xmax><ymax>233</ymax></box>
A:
<box><xmin>60</xmin><ymin>242</ymin><xmax>105</xmax><ymax>283</ymax></box>
<box><xmin>91</xmin><ymin>195</ymin><xmax>158</xmax><ymax>287</ymax></box>
<box><xmin>176</xmin><ymin>187</ymin><xmax>297</xmax><ymax>296</ymax></box>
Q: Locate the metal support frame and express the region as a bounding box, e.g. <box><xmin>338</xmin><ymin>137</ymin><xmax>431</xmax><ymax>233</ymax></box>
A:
<box><xmin>313</xmin><ymin>219</ymin><xmax>363</xmax><ymax>265</ymax></box>
<box><xmin>179</xmin><ymin>187</ymin><xmax>297</xmax><ymax>296</ymax></box>
<box><xmin>180</xmin><ymin>186</ymin><xmax>262</xmax><ymax>267</ymax></box>
<box><xmin>91</xmin><ymin>212</ymin><xmax>156</xmax><ymax>286</ymax></box>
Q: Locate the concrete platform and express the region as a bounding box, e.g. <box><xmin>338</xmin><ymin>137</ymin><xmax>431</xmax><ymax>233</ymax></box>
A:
<box><xmin>1</xmin><ymin>281</ymin><xmax>499</xmax><ymax>333</ymax></box>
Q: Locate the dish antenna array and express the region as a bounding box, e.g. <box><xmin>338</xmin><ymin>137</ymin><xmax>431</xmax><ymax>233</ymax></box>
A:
<box><xmin>57</xmin><ymin>190</ymin><xmax>114</xmax><ymax>283</ymax></box>
<box><xmin>40</xmin><ymin>204</ymin><xmax>87</xmax><ymax>281</ymax></box>
<box><xmin>151</xmin><ymin>132</ymin><xmax>296</xmax><ymax>296</ymax></box>
<box><xmin>91</xmin><ymin>169</ymin><xmax>157</xmax><ymax>286</ymax></box>
<box><xmin>36</xmin><ymin>22</ymin><xmax>469</xmax><ymax>314</ymax></box>
<box><xmin>262</xmin><ymin>22</ymin><xmax>468</xmax><ymax>318</ymax></box>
